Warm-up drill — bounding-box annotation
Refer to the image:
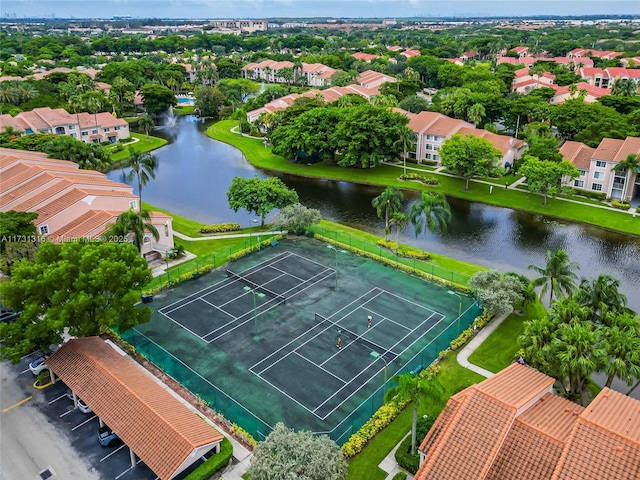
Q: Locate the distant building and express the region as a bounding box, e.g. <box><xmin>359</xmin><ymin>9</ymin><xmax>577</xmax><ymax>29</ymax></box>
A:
<box><xmin>242</xmin><ymin>60</ymin><xmax>336</xmax><ymax>87</ymax></box>
<box><xmin>208</xmin><ymin>19</ymin><xmax>267</xmax><ymax>32</ymax></box>
<box><xmin>382</xmin><ymin>18</ymin><xmax>397</xmax><ymax>26</ymax></box>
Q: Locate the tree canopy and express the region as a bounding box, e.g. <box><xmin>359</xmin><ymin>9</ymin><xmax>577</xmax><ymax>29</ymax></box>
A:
<box><xmin>0</xmin><ymin>241</ymin><xmax>152</xmax><ymax>362</ymax></box>
<box><xmin>519</xmin><ymin>156</ymin><xmax>579</xmax><ymax>206</ymax></box>
<box><xmin>247</xmin><ymin>422</ymin><xmax>348</xmax><ymax>480</ymax></box>
<box><xmin>439</xmin><ymin>134</ymin><xmax>502</xmax><ymax>190</ymax></box>
<box><xmin>227</xmin><ymin>176</ymin><xmax>299</xmax><ymax>227</ymax></box>
<box><xmin>272</xmin><ymin>203</ymin><xmax>321</xmax><ymax>233</ymax></box>
<box><xmin>140</xmin><ymin>83</ymin><xmax>176</xmax><ymax>116</ymax></box>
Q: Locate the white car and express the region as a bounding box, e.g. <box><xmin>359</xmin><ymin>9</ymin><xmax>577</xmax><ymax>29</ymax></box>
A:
<box><xmin>28</xmin><ymin>354</ymin><xmax>49</xmax><ymax>376</ymax></box>
<box><xmin>77</xmin><ymin>398</ymin><xmax>92</xmax><ymax>414</ymax></box>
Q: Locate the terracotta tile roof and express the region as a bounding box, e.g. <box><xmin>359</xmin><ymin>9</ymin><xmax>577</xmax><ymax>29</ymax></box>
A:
<box><xmin>0</xmin><ymin>172</ymin><xmax>58</xmax><ymax>208</ymax></box>
<box><xmin>13</xmin><ymin>180</ymin><xmax>75</xmax><ymax>212</ymax></box>
<box><xmin>32</xmin><ymin>187</ymin><xmax>88</xmax><ymax>220</ymax></box>
<box><xmin>593</xmin><ymin>138</ymin><xmax>627</xmax><ymax>162</ymax></box>
<box><xmin>456</xmin><ymin>127</ymin><xmax>522</xmax><ymax>155</ymax></box>
<box><xmin>560</xmin><ymin>141</ymin><xmax>596</xmax><ymax>170</ymax></box>
<box><xmin>46</xmin><ymin>337</ymin><xmax>223</xmax><ymax>480</ymax></box>
<box><xmin>351</xmin><ymin>52</ymin><xmax>380</xmax><ymax>62</ymax></box>
<box><xmin>476</xmin><ymin>363</ymin><xmax>554</xmax><ymax>408</ymax></box>
<box><xmin>51</xmin><ymin>209</ymin><xmax>119</xmax><ymax>241</ymax></box>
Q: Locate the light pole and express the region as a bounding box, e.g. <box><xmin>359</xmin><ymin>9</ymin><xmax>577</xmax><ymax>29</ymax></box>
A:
<box><xmin>244</xmin><ymin>286</ymin><xmax>266</xmax><ymax>340</ymax></box>
<box><xmin>370</xmin><ymin>351</ymin><xmax>389</xmax><ymax>394</ymax></box>
<box><xmin>251</xmin><ymin>219</ymin><xmax>260</xmax><ymax>250</ymax></box>
<box><xmin>447</xmin><ymin>290</ymin><xmax>462</xmax><ymax>334</ymax></box>
<box><xmin>327</xmin><ymin>245</ymin><xmax>346</xmax><ymax>289</ymax></box>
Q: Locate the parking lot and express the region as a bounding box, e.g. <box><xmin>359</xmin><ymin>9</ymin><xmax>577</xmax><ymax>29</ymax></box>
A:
<box><xmin>2</xmin><ymin>352</ymin><xmax>158</xmax><ymax>480</ymax></box>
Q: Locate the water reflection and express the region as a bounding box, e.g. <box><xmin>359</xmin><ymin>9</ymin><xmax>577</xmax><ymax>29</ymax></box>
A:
<box><xmin>109</xmin><ymin>116</ymin><xmax>640</xmax><ymax>313</ymax></box>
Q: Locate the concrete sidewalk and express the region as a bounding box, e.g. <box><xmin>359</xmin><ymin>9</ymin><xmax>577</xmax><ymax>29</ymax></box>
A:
<box><xmin>456</xmin><ymin>312</ymin><xmax>509</xmax><ymax>378</ymax></box>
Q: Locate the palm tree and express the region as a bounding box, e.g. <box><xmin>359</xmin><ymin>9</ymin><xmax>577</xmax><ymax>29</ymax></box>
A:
<box><xmin>125</xmin><ymin>148</ymin><xmax>157</xmax><ymax>205</ymax></box>
<box><xmin>408</xmin><ymin>192</ymin><xmax>452</xmax><ymax>250</ymax></box>
<box><xmin>372</xmin><ymin>187</ymin><xmax>405</xmax><ymax>240</ymax></box>
<box><xmin>611</xmin><ymin>79</ymin><xmax>637</xmax><ymax>97</ymax></box>
<box><xmin>384</xmin><ymin>372</ymin><xmax>444</xmax><ymax>455</ymax></box>
<box><xmin>137</xmin><ymin>115</ymin><xmax>155</xmax><ymax>141</ymax></box>
<box><xmin>574</xmin><ymin>274</ymin><xmax>627</xmax><ymax>320</ymax></box>
<box><xmin>467</xmin><ymin>103</ymin><xmax>485</xmax><ymax>127</ymax></box>
<box><xmin>528</xmin><ymin>249</ymin><xmax>579</xmax><ymax>303</ymax></box>
<box><xmin>104</xmin><ymin>209</ymin><xmax>159</xmax><ymax>254</ymax></box>
<box><xmin>387</xmin><ymin>212</ymin><xmax>408</xmax><ymax>254</ymax></box>
<box><xmin>395</xmin><ymin>127</ymin><xmax>416</xmax><ymax>176</ymax></box>
<box><xmin>612</xmin><ymin>154</ymin><xmax>640</xmax><ymax>202</ymax></box>
<box><xmin>601</xmin><ymin>312</ymin><xmax>640</xmax><ymax>389</ymax></box>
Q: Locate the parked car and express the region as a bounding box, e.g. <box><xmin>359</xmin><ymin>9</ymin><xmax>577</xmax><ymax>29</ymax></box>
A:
<box><xmin>98</xmin><ymin>425</ymin><xmax>121</xmax><ymax>447</ymax></box>
<box><xmin>77</xmin><ymin>398</ymin><xmax>92</xmax><ymax>414</ymax></box>
<box><xmin>28</xmin><ymin>353</ymin><xmax>50</xmax><ymax>376</ymax></box>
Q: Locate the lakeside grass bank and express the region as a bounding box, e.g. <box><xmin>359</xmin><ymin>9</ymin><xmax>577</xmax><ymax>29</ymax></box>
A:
<box><xmin>207</xmin><ymin>120</ymin><xmax>640</xmax><ymax>237</ymax></box>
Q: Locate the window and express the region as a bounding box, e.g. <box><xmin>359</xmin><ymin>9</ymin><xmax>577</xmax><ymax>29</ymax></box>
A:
<box><xmin>39</xmin><ymin>225</ymin><xmax>49</xmax><ymax>235</ymax></box>
<box><xmin>433</xmin><ymin>154</ymin><xmax>439</xmax><ymax>161</ymax></box>
<box><xmin>593</xmin><ymin>171</ymin><xmax>604</xmax><ymax>180</ymax></box>
<box><xmin>574</xmin><ymin>180</ymin><xmax>584</xmax><ymax>188</ymax></box>
<box><xmin>591</xmin><ymin>183</ymin><xmax>603</xmax><ymax>191</ymax></box>
<box><xmin>426</xmin><ymin>144</ymin><xmax>433</xmax><ymax>150</ymax></box>
<box><xmin>595</xmin><ymin>160</ymin><xmax>607</xmax><ymax>168</ymax></box>
<box><xmin>129</xmin><ymin>200</ymin><xmax>137</xmax><ymax>210</ymax></box>
<box><xmin>425</xmin><ymin>153</ymin><xmax>432</xmax><ymax>159</ymax></box>
<box><xmin>578</xmin><ymin>169</ymin><xmax>586</xmax><ymax>177</ymax></box>
<box><xmin>115</xmin><ymin>126</ymin><xmax>121</xmax><ymax>130</ymax></box>
<box><xmin>104</xmin><ymin>127</ymin><xmax>110</xmax><ymax>132</ymax></box>
<box><xmin>92</xmin><ymin>129</ymin><xmax>98</xmax><ymax>134</ymax></box>
<box><xmin>69</xmin><ymin>125</ymin><xmax>75</xmax><ymax>130</ymax></box>
<box><xmin>81</xmin><ymin>131</ymin><xmax>88</xmax><ymax>136</ymax></box>
<box><xmin>426</xmin><ymin>134</ymin><xmax>433</xmax><ymax>140</ymax></box>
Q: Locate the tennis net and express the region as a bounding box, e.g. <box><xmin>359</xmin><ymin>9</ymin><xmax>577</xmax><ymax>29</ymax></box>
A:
<box><xmin>226</xmin><ymin>269</ymin><xmax>287</xmax><ymax>305</ymax></box>
<box><xmin>315</xmin><ymin>313</ymin><xmax>398</xmax><ymax>362</ymax></box>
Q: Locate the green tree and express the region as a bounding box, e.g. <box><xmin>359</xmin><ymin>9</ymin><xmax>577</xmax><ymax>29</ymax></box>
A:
<box><xmin>384</xmin><ymin>372</ymin><xmax>444</xmax><ymax>455</ymax></box>
<box><xmin>41</xmin><ymin>135</ymin><xmax>111</xmax><ymax>171</ymax></box>
<box><xmin>611</xmin><ymin>79</ymin><xmax>637</xmax><ymax>97</ymax></box>
<box><xmin>104</xmin><ymin>209</ymin><xmax>159</xmax><ymax>253</ymax></box>
<box><xmin>468</xmin><ymin>270</ymin><xmax>528</xmax><ymax>316</ymax></box>
<box><xmin>0</xmin><ymin>211</ymin><xmax>38</xmax><ymax>273</ymax></box>
<box><xmin>125</xmin><ymin>148</ymin><xmax>157</xmax><ymax>204</ymax></box>
<box><xmin>227</xmin><ymin>176</ymin><xmax>299</xmax><ymax>227</ymax></box>
<box><xmin>528</xmin><ymin>249</ymin><xmax>579</xmax><ymax>303</ymax></box>
<box><xmin>272</xmin><ymin>203</ymin><xmax>321</xmax><ymax>232</ymax></box>
<box><xmin>194</xmin><ymin>85</ymin><xmax>224</xmax><ymax>118</ymax></box>
<box><xmin>372</xmin><ymin>187</ymin><xmax>405</xmax><ymax>240</ymax></box>
<box><xmin>574</xmin><ymin>274</ymin><xmax>627</xmax><ymax>320</ymax></box>
<box><xmin>137</xmin><ymin>114</ymin><xmax>155</xmax><ymax>141</ymax></box>
<box><xmin>395</xmin><ymin>126</ymin><xmax>416</xmax><ymax>176</ymax></box>
<box><xmin>0</xmin><ymin>241</ymin><xmax>152</xmax><ymax>362</ymax></box>
<box><xmin>439</xmin><ymin>134</ymin><xmax>501</xmax><ymax>190</ymax></box>
<box><xmin>247</xmin><ymin>422</ymin><xmax>347</xmax><ymax>480</ymax></box>
<box><xmin>387</xmin><ymin>212</ymin><xmax>408</xmax><ymax>254</ymax></box>
<box><xmin>140</xmin><ymin>83</ymin><xmax>176</xmax><ymax>116</ymax></box>
<box><xmin>600</xmin><ymin>311</ymin><xmax>640</xmax><ymax>389</ymax></box>
<box><xmin>525</xmin><ymin>136</ymin><xmax>563</xmax><ymax>163</ymax></box>
<box><xmin>408</xmin><ymin>192</ymin><xmax>452</xmax><ymax>250</ymax></box>
<box><xmin>519</xmin><ymin>156</ymin><xmax>579</xmax><ymax>206</ymax></box>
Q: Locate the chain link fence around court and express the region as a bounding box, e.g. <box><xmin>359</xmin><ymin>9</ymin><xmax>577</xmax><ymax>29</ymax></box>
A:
<box><xmin>309</xmin><ymin>226</ymin><xmax>472</xmax><ymax>287</ymax></box>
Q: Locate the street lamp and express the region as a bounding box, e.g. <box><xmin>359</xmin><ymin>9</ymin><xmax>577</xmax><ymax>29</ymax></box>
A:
<box><xmin>251</xmin><ymin>219</ymin><xmax>260</xmax><ymax>250</ymax></box>
<box><xmin>327</xmin><ymin>245</ymin><xmax>346</xmax><ymax>289</ymax></box>
<box><xmin>244</xmin><ymin>286</ymin><xmax>266</xmax><ymax>340</ymax></box>
<box><xmin>370</xmin><ymin>351</ymin><xmax>389</xmax><ymax>394</ymax></box>
<box><xmin>447</xmin><ymin>290</ymin><xmax>462</xmax><ymax>334</ymax></box>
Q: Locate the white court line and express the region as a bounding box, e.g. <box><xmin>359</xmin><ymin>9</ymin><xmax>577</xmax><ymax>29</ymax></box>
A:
<box><xmin>48</xmin><ymin>393</ymin><xmax>68</xmax><ymax>405</ymax></box>
<box><xmin>115</xmin><ymin>458</ymin><xmax>143</xmax><ymax>480</ymax></box>
<box><xmin>361</xmin><ymin>308</ymin><xmax>412</xmax><ymax>331</ymax></box>
<box><xmin>71</xmin><ymin>414</ymin><xmax>97</xmax><ymax>431</ymax></box>
<box><xmin>293</xmin><ymin>352</ymin><xmax>347</xmax><ymax>384</ymax></box>
<box><xmin>101</xmin><ymin>443</ymin><xmax>126</xmax><ymax>462</ymax></box>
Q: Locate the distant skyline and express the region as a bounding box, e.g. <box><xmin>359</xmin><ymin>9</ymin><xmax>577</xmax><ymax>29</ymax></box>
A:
<box><xmin>1</xmin><ymin>0</ymin><xmax>639</xmax><ymax>19</ymax></box>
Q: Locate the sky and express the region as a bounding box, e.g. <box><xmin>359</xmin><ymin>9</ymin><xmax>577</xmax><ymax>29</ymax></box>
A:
<box><xmin>1</xmin><ymin>0</ymin><xmax>639</xmax><ymax>19</ymax></box>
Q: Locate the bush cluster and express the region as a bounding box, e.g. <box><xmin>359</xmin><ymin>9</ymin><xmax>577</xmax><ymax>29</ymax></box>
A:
<box><xmin>200</xmin><ymin>223</ymin><xmax>241</xmax><ymax>234</ymax></box>
<box><xmin>611</xmin><ymin>201</ymin><xmax>631</xmax><ymax>210</ymax></box>
<box><xmin>449</xmin><ymin>327</ymin><xmax>475</xmax><ymax>350</ymax></box>
<box><xmin>392</xmin><ymin>473</ymin><xmax>408</xmax><ymax>480</ymax></box>
<box><xmin>399</xmin><ymin>173</ymin><xmax>440</xmax><ymax>186</ymax></box>
<box><xmin>473</xmin><ymin>312</ymin><xmax>493</xmax><ymax>329</ymax></box>
<box><xmin>377</xmin><ymin>239</ymin><xmax>431</xmax><ymax>260</ymax></box>
<box><xmin>405</xmin><ymin>158</ymin><xmax>438</xmax><ymax>167</ymax></box>
<box><xmin>394</xmin><ymin>416</ymin><xmax>437</xmax><ymax>473</ymax></box>
<box><xmin>183</xmin><ymin>438</ymin><xmax>233</xmax><ymax>480</ymax></box>
<box><xmin>571</xmin><ymin>188</ymin><xmax>607</xmax><ymax>201</ymax></box>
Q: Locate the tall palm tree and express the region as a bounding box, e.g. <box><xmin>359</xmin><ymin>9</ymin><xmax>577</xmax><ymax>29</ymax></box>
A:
<box><xmin>395</xmin><ymin>127</ymin><xmax>416</xmax><ymax>176</ymax></box>
<box><xmin>137</xmin><ymin>115</ymin><xmax>155</xmax><ymax>141</ymax></box>
<box><xmin>387</xmin><ymin>212</ymin><xmax>408</xmax><ymax>254</ymax></box>
<box><xmin>528</xmin><ymin>249</ymin><xmax>579</xmax><ymax>303</ymax></box>
<box><xmin>611</xmin><ymin>79</ymin><xmax>637</xmax><ymax>97</ymax></box>
<box><xmin>372</xmin><ymin>187</ymin><xmax>405</xmax><ymax>240</ymax></box>
<box><xmin>574</xmin><ymin>274</ymin><xmax>627</xmax><ymax>321</ymax></box>
<box><xmin>125</xmin><ymin>148</ymin><xmax>157</xmax><ymax>205</ymax></box>
<box><xmin>384</xmin><ymin>373</ymin><xmax>444</xmax><ymax>455</ymax></box>
<box><xmin>467</xmin><ymin>103</ymin><xmax>485</xmax><ymax>127</ymax></box>
<box><xmin>408</xmin><ymin>192</ymin><xmax>452</xmax><ymax>250</ymax></box>
<box><xmin>612</xmin><ymin>153</ymin><xmax>640</xmax><ymax>202</ymax></box>
<box><xmin>601</xmin><ymin>312</ymin><xmax>640</xmax><ymax>389</ymax></box>
<box><xmin>105</xmin><ymin>209</ymin><xmax>159</xmax><ymax>254</ymax></box>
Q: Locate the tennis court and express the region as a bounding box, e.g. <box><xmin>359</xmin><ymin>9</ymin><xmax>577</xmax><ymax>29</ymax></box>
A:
<box><xmin>123</xmin><ymin>238</ymin><xmax>481</xmax><ymax>443</ymax></box>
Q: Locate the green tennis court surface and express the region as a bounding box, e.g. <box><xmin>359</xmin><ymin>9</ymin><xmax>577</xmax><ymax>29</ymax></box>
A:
<box><xmin>123</xmin><ymin>238</ymin><xmax>480</xmax><ymax>444</ymax></box>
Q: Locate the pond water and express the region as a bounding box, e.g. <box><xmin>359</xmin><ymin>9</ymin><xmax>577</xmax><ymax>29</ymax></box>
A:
<box><xmin>108</xmin><ymin>115</ymin><xmax>640</xmax><ymax>315</ymax></box>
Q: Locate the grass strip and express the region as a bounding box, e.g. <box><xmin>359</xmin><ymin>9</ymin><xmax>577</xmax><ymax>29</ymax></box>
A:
<box><xmin>110</xmin><ymin>133</ymin><xmax>168</xmax><ymax>162</ymax></box>
<box><xmin>207</xmin><ymin>121</ymin><xmax>640</xmax><ymax>236</ymax></box>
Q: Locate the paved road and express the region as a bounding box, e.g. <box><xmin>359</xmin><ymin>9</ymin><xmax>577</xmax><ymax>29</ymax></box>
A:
<box><xmin>0</xmin><ymin>359</ymin><xmax>101</xmax><ymax>480</ymax></box>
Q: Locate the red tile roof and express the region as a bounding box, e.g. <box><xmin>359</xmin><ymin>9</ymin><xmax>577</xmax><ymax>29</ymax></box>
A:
<box><xmin>560</xmin><ymin>141</ymin><xmax>596</xmax><ymax>170</ymax></box>
<box><xmin>46</xmin><ymin>337</ymin><xmax>223</xmax><ymax>480</ymax></box>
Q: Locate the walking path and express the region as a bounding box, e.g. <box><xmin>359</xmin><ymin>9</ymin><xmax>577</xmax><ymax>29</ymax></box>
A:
<box><xmin>173</xmin><ymin>230</ymin><xmax>282</xmax><ymax>242</ymax></box>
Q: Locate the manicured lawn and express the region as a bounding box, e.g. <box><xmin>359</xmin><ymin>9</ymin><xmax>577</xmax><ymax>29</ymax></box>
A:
<box><xmin>110</xmin><ymin>133</ymin><xmax>167</xmax><ymax>163</ymax></box>
<box><xmin>468</xmin><ymin>301</ymin><xmax>546</xmax><ymax>373</ymax></box>
<box><xmin>207</xmin><ymin>121</ymin><xmax>640</xmax><ymax>236</ymax></box>
<box><xmin>142</xmin><ymin>202</ymin><xmax>206</xmax><ymax>237</ymax></box>
<box><xmin>175</xmin><ymin>105</ymin><xmax>196</xmax><ymax>115</ymax></box>
<box><xmin>346</xmin><ymin>352</ymin><xmax>485</xmax><ymax>480</ymax></box>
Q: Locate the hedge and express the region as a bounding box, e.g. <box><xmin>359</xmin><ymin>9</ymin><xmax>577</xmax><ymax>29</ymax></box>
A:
<box><xmin>398</xmin><ymin>173</ymin><xmax>440</xmax><ymax>186</ymax></box>
<box><xmin>392</xmin><ymin>473</ymin><xmax>408</xmax><ymax>480</ymax></box>
<box><xmin>394</xmin><ymin>416</ymin><xmax>436</xmax><ymax>474</ymax></box>
<box><xmin>376</xmin><ymin>239</ymin><xmax>431</xmax><ymax>260</ymax></box>
<box><xmin>183</xmin><ymin>437</ymin><xmax>233</xmax><ymax>480</ymax></box>
<box><xmin>611</xmin><ymin>201</ymin><xmax>631</xmax><ymax>210</ymax></box>
<box><xmin>200</xmin><ymin>223</ymin><xmax>241</xmax><ymax>234</ymax></box>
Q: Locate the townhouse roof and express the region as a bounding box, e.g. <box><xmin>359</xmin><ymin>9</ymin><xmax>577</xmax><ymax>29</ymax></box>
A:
<box><xmin>356</xmin><ymin>69</ymin><xmax>397</xmax><ymax>88</ymax></box>
<box><xmin>416</xmin><ymin>364</ymin><xmax>640</xmax><ymax>480</ymax></box>
<box><xmin>456</xmin><ymin>127</ymin><xmax>524</xmax><ymax>155</ymax></box>
<box><xmin>46</xmin><ymin>337</ymin><xmax>223</xmax><ymax>480</ymax></box>
<box><xmin>593</xmin><ymin>136</ymin><xmax>640</xmax><ymax>163</ymax></box>
<box><xmin>552</xmin><ymin>82</ymin><xmax>610</xmax><ymax>101</ymax></box>
<box><xmin>387</xmin><ymin>45</ymin><xmax>404</xmax><ymax>51</ymax></box>
<box><xmin>402</xmin><ymin>49</ymin><xmax>421</xmax><ymax>58</ymax></box>
<box><xmin>512</xmin><ymin>46</ymin><xmax>529</xmax><ymax>53</ymax></box>
<box><xmin>579</xmin><ymin>67</ymin><xmax>605</xmax><ymax>76</ymax></box>
<box><xmin>351</xmin><ymin>52</ymin><xmax>380</xmax><ymax>62</ymax></box>
<box><xmin>0</xmin><ymin>108</ymin><xmax>127</xmax><ymax>133</ymax></box>
<box><xmin>560</xmin><ymin>140</ymin><xmax>596</xmax><ymax>170</ymax></box>
<box><xmin>50</xmin><ymin>209</ymin><xmax>120</xmax><ymax>241</ymax></box>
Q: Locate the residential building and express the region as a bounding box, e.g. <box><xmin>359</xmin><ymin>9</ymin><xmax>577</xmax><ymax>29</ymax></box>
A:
<box><xmin>405</xmin><ymin>111</ymin><xmax>524</xmax><ymax>167</ymax></box>
<box><xmin>356</xmin><ymin>70</ymin><xmax>397</xmax><ymax>89</ymax></box>
<box><xmin>577</xmin><ymin>67</ymin><xmax>640</xmax><ymax>89</ymax></box>
<box><xmin>561</xmin><ymin>136</ymin><xmax>640</xmax><ymax>202</ymax></box>
<box><xmin>549</xmin><ymin>82</ymin><xmax>611</xmax><ymax>104</ymax></box>
<box><xmin>510</xmin><ymin>45</ymin><xmax>530</xmax><ymax>57</ymax></box>
<box><xmin>511</xmin><ymin>67</ymin><xmax>556</xmax><ymax>93</ymax></box>
<box><xmin>0</xmin><ymin>148</ymin><xmax>174</xmax><ymax>259</ymax></box>
<box><xmin>208</xmin><ymin>19</ymin><xmax>267</xmax><ymax>32</ymax></box>
<box><xmin>241</xmin><ymin>60</ymin><xmax>336</xmax><ymax>87</ymax></box>
<box><xmin>416</xmin><ymin>363</ymin><xmax>640</xmax><ymax>480</ymax></box>
<box><xmin>382</xmin><ymin>18</ymin><xmax>397</xmax><ymax>26</ymax></box>
<box><xmin>387</xmin><ymin>46</ymin><xmax>421</xmax><ymax>58</ymax></box>
<box><xmin>568</xmin><ymin>48</ymin><xmax>623</xmax><ymax>60</ymax></box>
<box><xmin>351</xmin><ymin>52</ymin><xmax>381</xmax><ymax>63</ymax></box>
<box><xmin>0</xmin><ymin>107</ymin><xmax>130</xmax><ymax>144</ymax></box>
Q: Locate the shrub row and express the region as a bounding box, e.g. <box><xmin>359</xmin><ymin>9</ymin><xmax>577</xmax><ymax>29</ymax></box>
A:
<box><xmin>570</xmin><ymin>188</ymin><xmax>607</xmax><ymax>201</ymax></box>
<box><xmin>377</xmin><ymin>239</ymin><xmax>431</xmax><ymax>260</ymax></box>
<box><xmin>399</xmin><ymin>173</ymin><xmax>440</xmax><ymax>186</ymax></box>
<box><xmin>611</xmin><ymin>201</ymin><xmax>631</xmax><ymax>210</ymax></box>
<box><xmin>200</xmin><ymin>223</ymin><xmax>241</xmax><ymax>234</ymax></box>
<box><xmin>395</xmin><ymin>416</ymin><xmax>437</xmax><ymax>474</ymax></box>
<box><xmin>184</xmin><ymin>438</ymin><xmax>233</xmax><ymax>480</ymax></box>
<box><xmin>405</xmin><ymin>158</ymin><xmax>438</xmax><ymax>167</ymax></box>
